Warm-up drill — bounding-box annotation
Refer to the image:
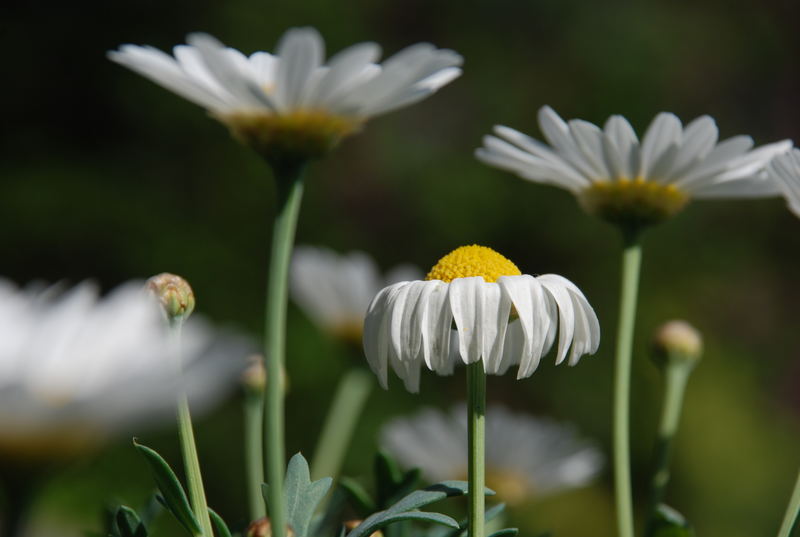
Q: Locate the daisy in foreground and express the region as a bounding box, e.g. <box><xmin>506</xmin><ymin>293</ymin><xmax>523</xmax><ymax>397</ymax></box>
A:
<box><xmin>363</xmin><ymin>244</ymin><xmax>600</xmax><ymax>392</ymax></box>
<box><xmin>363</xmin><ymin>245</ymin><xmax>599</xmax><ymax>537</ymax></box>
<box><xmin>109</xmin><ymin>27</ymin><xmax>462</xmax><ymax>164</ymax></box>
<box><xmin>291</xmin><ymin>245</ymin><xmax>421</xmax><ymax>346</ymax></box>
<box><xmin>476</xmin><ymin>106</ymin><xmax>791</xmax><ymax>229</ymax></box>
<box><xmin>382</xmin><ymin>405</ymin><xmax>603</xmax><ymax>505</ymax></box>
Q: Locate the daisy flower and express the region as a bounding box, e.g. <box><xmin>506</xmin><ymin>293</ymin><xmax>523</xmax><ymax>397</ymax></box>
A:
<box><xmin>767</xmin><ymin>147</ymin><xmax>800</xmax><ymax>217</ymax></box>
<box><xmin>108</xmin><ymin>27</ymin><xmax>462</xmax><ymax>163</ymax></box>
<box><xmin>363</xmin><ymin>245</ymin><xmax>600</xmax><ymax>392</ymax></box>
<box><xmin>0</xmin><ymin>279</ymin><xmax>248</xmax><ymax>461</ymax></box>
<box><xmin>476</xmin><ymin>106</ymin><xmax>791</xmax><ymax>228</ymax></box>
<box><xmin>381</xmin><ymin>405</ymin><xmax>603</xmax><ymax>505</ymax></box>
<box><xmin>290</xmin><ymin>245</ymin><xmax>421</xmax><ymax>345</ymax></box>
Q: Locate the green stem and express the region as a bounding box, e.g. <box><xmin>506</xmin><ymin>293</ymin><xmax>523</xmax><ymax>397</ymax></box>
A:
<box><xmin>613</xmin><ymin>230</ymin><xmax>642</xmax><ymax>537</ymax></box>
<box><xmin>244</xmin><ymin>390</ymin><xmax>266</xmax><ymax>521</ymax></box>
<box><xmin>777</xmin><ymin>469</ymin><xmax>800</xmax><ymax>537</ymax></box>
<box><xmin>467</xmin><ymin>362</ymin><xmax>486</xmax><ymax>537</ymax></box>
<box><xmin>310</xmin><ymin>368</ymin><xmax>373</xmax><ymax>482</ymax></box>
<box><xmin>644</xmin><ymin>363</ymin><xmax>691</xmax><ymax>537</ymax></box>
<box><xmin>263</xmin><ymin>166</ymin><xmax>305</xmax><ymax>537</ymax></box>
<box><xmin>172</xmin><ymin>324</ymin><xmax>214</xmax><ymax>537</ymax></box>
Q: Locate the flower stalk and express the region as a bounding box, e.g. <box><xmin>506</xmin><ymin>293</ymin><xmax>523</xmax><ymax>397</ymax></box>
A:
<box><xmin>467</xmin><ymin>362</ymin><xmax>487</xmax><ymax>537</ymax></box>
<box><xmin>171</xmin><ymin>323</ymin><xmax>214</xmax><ymax>537</ymax></box>
<box><xmin>263</xmin><ymin>163</ymin><xmax>306</xmax><ymax>537</ymax></box>
<box><xmin>311</xmin><ymin>368</ymin><xmax>373</xmax><ymax>482</ymax></box>
<box><xmin>243</xmin><ymin>358</ymin><xmax>267</xmax><ymax>521</ymax></box>
<box><xmin>613</xmin><ymin>229</ymin><xmax>642</xmax><ymax>537</ymax></box>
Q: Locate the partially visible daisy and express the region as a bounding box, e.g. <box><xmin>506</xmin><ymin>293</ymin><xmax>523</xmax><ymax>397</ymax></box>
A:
<box><xmin>476</xmin><ymin>106</ymin><xmax>791</xmax><ymax>228</ymax></box>
<box><xmin>0</xmin><ymin>279</ymin><xmax>248</xmax><ymax>460</ymax></box>
<box><xmin>109</xmin><ymin>28</ymin><xmax>462</xmax><ymax>163</ymax></box>
<box><xmin>381</xmin><ymin>405</ymin><xmax>603</xmax><ymax>505</ymax></box>
<box><xmin>767</xmin><ymin>147</ymin><xmax>800</xmax><ymax>217</ymax></box>
<box><xmin>290</xmin><ymin>246</ymin><xmax>421</xmax><ymax>345</ymax></box>
<box><xmin>363</xmin><ymin>245</ymin><xmax>600</xmax><ymax>392</ymax></box>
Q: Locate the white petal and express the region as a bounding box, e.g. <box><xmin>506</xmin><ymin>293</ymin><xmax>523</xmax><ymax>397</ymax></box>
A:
<box><xmin>603</xmin><ymin>115</ymin><xmax>640</xmax><ymax>179</ymax></box>
<box><xmin>274</xmin><ymin>27</ymin><xmax>325</xmax><ymax>109</ymax></box>
<box><xmin>639</xmin><ymin>113</ymin><xmax>682</xmax><ymax>180</ymax></box>
<box><xmin>497</xmin><ymin>275</ymin><xmax>550</xmax><ymax>378</ymax></box>
<box><xmin>448</xmin><ymin>277</ymin><xmax>486</xmax><ymax>365</ymax></box>
<box><xmin>479</xmin><ymin>284</ymin><xmax>512</xmax><ymax>374</ymax></box>
<box><xmin>569</xmin><ymin>120</ymin><xmax>611</xmax><ymax>179</ymax></box>
<box><xmin>312</xmin><ymin>42</ymin><xmax>381</xmax><ymax>106</ymax></box>
<box><xmin>536</xmin><ymin>275</ymin><xmax>576</xmax><ymax>365</ymax></box>
<box><xmin>363</xmin><ymin>283</ymin><xmax>405</xmax><ymax>389</ymax></box>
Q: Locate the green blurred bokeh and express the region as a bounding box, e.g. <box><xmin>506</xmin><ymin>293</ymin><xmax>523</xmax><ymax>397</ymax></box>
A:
<box><xmin>3</xmin><ymin>0</ymin><xmax>800</xmax><ymax>536</ymax></box>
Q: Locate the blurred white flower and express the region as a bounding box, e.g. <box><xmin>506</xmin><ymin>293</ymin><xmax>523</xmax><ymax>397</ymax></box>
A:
<box><xmin>363</xmin><ymin>245</ymin><xmax>599</xmax><ymax>392</ymax></box>
<box><xmin>381</xmin><ymin>405</ymin><xmax>603</xmax><ymax>505</ymax></box>
<box><xmin>108</xmin><ymin>27</ymin><xmax>462</xmax><ymax>161</ymax></box>
<box><xmin>0</xmin><ymin>279</ymin><xmax>249</xmax><ymax>460</ymax></box>
<box><xmin>476</xmin><ymin>106</ymin><xmax>791</xmax><ymax>228</ymax></box>
<box><xmin>290</xmin><ymin>245</ymin><xmax>421</xmax><ymax>345</ymax></box>
<box><xmin>767</xmin><ymin>147</ymin><xmax>800</xmax><ymax>217</ymax></box>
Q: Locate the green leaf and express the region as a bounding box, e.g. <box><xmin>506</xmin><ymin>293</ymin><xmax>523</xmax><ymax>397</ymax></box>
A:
<box><xmin>345</xmin><ymin>481</ymin><xmax>479</xmax><ymax>537</ymax></box>
<box><xmin>133</xmin><ymin>439</ymin><xmax>201</xmax><ymax>535</ymax></box>
<box><xmin>651</xmin><ymin>504</ymin><xmax>694</xmax><ymax>537</ymax></box>
<box><xmin>347</xmin><ymin>512</ymin><xmax>458</xmax><ymax>537</ymax></box>
<box><xmin>339</xmin><ymin>477</ymin><xmax>376</xmax><ymax>517</ymax></box>
<box><xmin>283</xmin><ymin>453</ymin><xmax>333</xmax><ymax>537</ymax></box>
<box><xmin>487</xmin><ymin>529</ymin><xmax>518</xmax><ymax>537</ymax></box>
<box><xmin>375</xmin><ymin>451</ymin><xmax>404</xmax><ymax>506</ymax></box>
<box><xmin>439</xmin><ymin>502</ymin><xmax>507</xmax><ymax>537</ymax></box>
<box><xmin>208</xmin><ymin>508</ymin><xmax>232</xmax><ymax>537</ymax></box>
<box><xmin>114</xmin><ymin>506</ymin><xmax>148</xmax><ymax>537</ymax></box>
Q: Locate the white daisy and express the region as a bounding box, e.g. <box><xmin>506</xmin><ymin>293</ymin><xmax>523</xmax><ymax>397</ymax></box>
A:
<box><xmin>363</xmin><ymin>245</ymin><xmax>600</xmax><ymax>392</ymax></box>
<box><xmin>0</xmin><ymin>279</ymin><xmax>248</xmax><ymax>460</ymax></box>
<box><xmin>381</xmin><ymin>405</ymin><xmax>603</xmax><ymax>505</ymax></box>
<box><xmin>290</xmin><ymin>246</ymin><xmax>421</xmax><ymax>345</ymax></box>
<box><xmin>108</xmin><ymin>27</ymin><xmax>463</xmax><ymax>162</ymax></box>
<box><xmin>767</xmin><ymin>147</ymin><xmax>800</xmax><ymax>217</ymax></box>
<box><xmin>476</xmin><ymin>106</ymin><xmax>792</xmax><ymax>228</ymax></box>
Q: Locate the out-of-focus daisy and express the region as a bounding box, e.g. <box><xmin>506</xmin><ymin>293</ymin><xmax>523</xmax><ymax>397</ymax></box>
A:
<box><xmin>767</xmin><ymin>147</ymin><xmax>800</xmax><ymax>217</ymax></box>
<box><xmin>363</xmin><ymin>245</ymin><xmax>599</xmax><ymax>392</ymax></box>
<box><xmin>381</xmin><ymin>405</ymin><xmax>603</xmax><ymax>505</ymax></box>
<box><xmin>476</xmin><ymin>106</ymin><xmax>791</xmax><ymax>228</ymax></box>
<box><xmin>290</xmin><ymin>246</ymin><xmax>421</xmax><ymax>346</ymax></box>
<box><xmin>109</xmin><ymin>28</ymin><xmax>462</xmax><ymax>163</ymax></box>
<box><xmin>0</xmin><ymin>279</ymin><xmax>247</xmax><ymax>461</ymax></box>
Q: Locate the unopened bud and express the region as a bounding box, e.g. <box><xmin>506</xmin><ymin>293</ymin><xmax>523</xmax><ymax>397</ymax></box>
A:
<box><xmin>652</xmin><ymin>320</ymin><xmax>702</xmax><ymax>369</ymax></box>
<box><xmin>246</xmin><ymin>517</ymin><xmax>295</xmax><ymax>537</ymax></box>
<box><xmin>242</xmin><ymin>354</ymin><xmax>267</xmax><ymax>393</ymax></box>
<box><xmin>344</xmin><ymin>520</ymin><xmax>383</xmax><ymax>537</ymax></box>
<box><xmin>146</xmin><ymin>273</ymin><xmax>195</xmax><ymax>322</ymax></box>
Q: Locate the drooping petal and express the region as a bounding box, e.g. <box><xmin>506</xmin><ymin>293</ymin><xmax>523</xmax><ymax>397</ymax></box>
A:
<box><xmin>449</xmin><ymin>277</ymin><xmax>485</xmax><ymax>365</ymax></box>
<box><xmin>364</xmin><ymin>283</ymin><xmax>406</xmax><ymax>389</ymax></box>
<box><xmin>479</xmin><ymin>283</ymin><xmax>512</xmax><ymax>374</ymax></box>
<box><xmin>537</xmin><ymin>275</ymin><xmax>577</xmax><ymax>366</ymax></box>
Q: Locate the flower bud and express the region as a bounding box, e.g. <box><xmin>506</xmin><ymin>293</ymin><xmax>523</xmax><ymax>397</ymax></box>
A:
<box><xmin>246</xmin><ymin>517</ymin><xmax>295</xmax><ymax>537</ymax></box>
<box><xmin>652</xmin><ymin>320</ymin><xmax>702</xmax><ymax>369</ymax></box>
<box><xmin>146</xmin><ymin>273</ymin><xmax>195</xmax><ymax>322</ymax></box>
<box><xmin>242</xmin><ymin>354</ymin><xmax>267</xmax><ymax>394</ymax></box>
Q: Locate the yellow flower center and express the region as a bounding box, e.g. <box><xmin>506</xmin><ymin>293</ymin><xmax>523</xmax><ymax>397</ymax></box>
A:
<box><xmin>578</xmin><ymin>177</ymin><xmax>689</xmax><ymax>228</ymax></box>
<box><xmin>218</xmin><ymin>109</ymin><xmax>362</xmax><ymax>164</ymax></box>
<box><xmin>426</xmin><ymin>245</ymin><xmax>522</xmax><ymax>283</ymax></box>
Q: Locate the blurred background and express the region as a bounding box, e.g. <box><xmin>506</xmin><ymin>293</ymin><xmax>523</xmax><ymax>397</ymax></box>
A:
<box><xmin>3</xmin><ymin>0</ymin><xmax>800</xmax><ymax>535</ymax></box>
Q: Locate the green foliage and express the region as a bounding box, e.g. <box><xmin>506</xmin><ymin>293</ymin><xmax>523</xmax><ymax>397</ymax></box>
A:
<box><xmin>431</xmin><ymin>503</ymin><xmax>508</xmax><ymax>537</ymax></box>
<box><xmin>209</xmin><ymin>508</ymin><xmax>233</xmax><ymax>537</ymax></box>
<box><xmin>375</xmin><ymin>451</ymin><xmax>421</xmax><ymax>508</ymax></box>
<box><xmin>651</xmin><ymin>504</ymin><xmax>695</xmax><ymax>537</ymax></box>
<box><xmin>486</xmin><ymin>530</ymin><xmax>518</xmax><ymax>537</ymax></box>
<box><xmin>111</xmin><ymin>506</ymin><xmax>148</xmax><ymax>537</ymax></box>
<box><xmin>339</xmin><ymin>477</ymin><xmax>376</xmax><ymax>517</ymax></box>
<box><xmin>133</xmin><ymin>439</ymin><xmax>201</xmax><ymax>535</ymax></box>
<box><xmin>283</xmin><ymin>453</ymin><xmax>333</xmax><ymax>537</ymax></box>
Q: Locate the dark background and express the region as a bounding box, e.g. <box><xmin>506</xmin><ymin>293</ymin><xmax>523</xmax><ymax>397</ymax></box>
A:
<box><xmin>3</xmin><ymin>1</ymin><xmax>800</xmax><ymax>536</ymax></box>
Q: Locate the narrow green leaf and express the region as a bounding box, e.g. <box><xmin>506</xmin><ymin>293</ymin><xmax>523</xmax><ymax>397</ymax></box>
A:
<box><xmin>114</xmin><ymin>506</ymin><xmax>148</xmax><ymax>537</ymax></box>
<box><xmin>375</xmin><ymin>451</ymin><xmax>403</xmax><ymax>506</ymax></box>
<box><xmin>386</xmin><ymin>468</ymin><xmax>421</xmax><ymax>506</ymax></box>
<box><xmin>651</xmin><ymin>504</ymin><xmax>694</xmax><ymax>537</ymax></box>
<box><xmin>441</xmin><ymin>502</ymin><xmax>507</xmax><ymax>537</ymax></box>
<box><xmin>388</xmin><ymin>481</ymin><xmax>487</xmax><ymax>514</ymax></box>
<box><xmin>283</xmin><ymin>453</ymin><xmax>333</xmax><ymax>537</ymax></box>
<box><xmin>347</xmin><ymin>512</ymin><xmax>459</xmax><ymax>537</ymax></box>
<box><xmin>133</xmin><ymin>439</ymin><xmax>201</xmax><ymax>535</ymax></box>
<box><xmin>339</xmin><ymin>478</ymin><xmax>376</xmax><ymax>517</ymax></box>
<box><xmin>487</xmin><ymin>529</ymin><xmax>518</xmax><ymax>537</ymax></box>
<box><xmin>208</xmin><ymin>508</ymin><xmax>232</xmax><ymax>537</ymax></box>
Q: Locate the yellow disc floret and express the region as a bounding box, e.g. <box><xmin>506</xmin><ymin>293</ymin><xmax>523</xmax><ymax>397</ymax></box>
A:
<box><xmin>578</xmin><ymin>177</ymin><xmax>690</xmax><ymax>228</ymax></box>
<box><xmin>426</xmin><ymin>245</ymin><xmax>522</xmax><ymax>283</ymax></box>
